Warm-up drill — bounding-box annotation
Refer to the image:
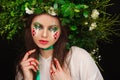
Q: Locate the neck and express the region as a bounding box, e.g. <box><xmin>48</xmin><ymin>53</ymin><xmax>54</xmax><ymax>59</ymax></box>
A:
<box><xmin>40</xmin><ymin>49</ymin><xmax>53</xmax><ymax>59</ymax></box>
<box><xmin>42</xmin><ymin>45</ymin><xmax>54</xmax><ymax>50</ymax></box>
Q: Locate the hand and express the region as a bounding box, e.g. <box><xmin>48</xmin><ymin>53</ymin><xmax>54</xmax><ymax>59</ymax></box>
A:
<box><xmin>20</xmin><ymin>49</ymin><xmax>39</xmax><ymax>80</ymax></box>
<box><xmin>50</xmin><ymin>58</ymin><xmax>72</xmax><ymax>80</ymax></box>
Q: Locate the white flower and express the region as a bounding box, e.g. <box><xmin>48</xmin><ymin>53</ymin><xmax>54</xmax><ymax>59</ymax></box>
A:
<box><xmin>25</xmin><ymin>7</ymin><xmax>34</xmax><ymax>14</ymax></box>
<box><xmin>84</xmin><ymin>22</ymin><xmax>88</xmax><ymax>25</ymax></box>
<box><xmin>48</xmin><ymin>7</ymin><xmax>57</xmax><ymax>16</ymax></box>
<box><xmin>91</xmin><ymin>48</ymin><xmax>99</xmax><ymax>54</ymax></box>
<box><xmin>91</xmin><ymin>9</ymin><xmax>99</xmax><ymax>19</ymax></box>
<box><xmin>96</xmin><ymin>55</ymin><xmax>102</xmax><ymax>61</ymax></box>
<box><xmin>89</xmin><ymin>22</ymin><xmax>97</xmax><ymax>31</ymax></box>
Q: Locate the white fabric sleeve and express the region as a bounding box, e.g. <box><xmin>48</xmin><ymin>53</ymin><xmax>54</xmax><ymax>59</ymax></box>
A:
<box><xmin>69</xmin><ymin>46</ymin><xmax>104</xmax><ymax>80</ymax></box>
<box><xmin>15</xmin><ymin>65</ymin><xmax>23</xmax><ymax>80</ymax></box>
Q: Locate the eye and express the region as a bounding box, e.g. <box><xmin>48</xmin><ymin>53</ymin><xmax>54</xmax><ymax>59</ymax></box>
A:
<box><xmin>33</xmin><ymin>22</ymin><xmax>43</xmax><ymax>30</ymax></box>
<box><xmin>49</xmin><ymin>26</ymin><xmax>58</xmax><ymax>32</ymax></box>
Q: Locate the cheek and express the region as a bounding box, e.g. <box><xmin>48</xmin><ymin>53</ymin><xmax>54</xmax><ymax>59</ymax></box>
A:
<box><xmin>53</xmin><ymin>32</ymin><xmax>60</xmax><ymax>40</ymax></box>
<box><xmin>31</xmin><ymin>28</ymin><xmax>39</xmax><ymax>36</ymax></box>
<box><xmin>31</xmin><ymin>28</ymin><xmax>36</xmax><ymax>36</ymax></box>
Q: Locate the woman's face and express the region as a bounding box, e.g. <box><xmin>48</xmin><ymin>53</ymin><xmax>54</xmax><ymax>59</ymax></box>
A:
<box><xmin>31</xmin><ymin>14</ymin><xmax>61</xmax><ymax>49</ymax></box>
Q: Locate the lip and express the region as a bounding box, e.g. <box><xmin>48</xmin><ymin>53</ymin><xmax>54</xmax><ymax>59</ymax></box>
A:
<box><xmin>39</xmin><ymin>40</ymin><xmax>49</xmax><ymax>45</ymax></box>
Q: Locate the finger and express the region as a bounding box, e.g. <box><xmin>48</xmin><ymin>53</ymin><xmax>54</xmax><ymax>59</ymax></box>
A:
<box><xmin>21</xmin><ymin>58</ymin><xmax>39</xmax><ymax>67</ymax></box>
<box><xmin>51</xmin><ymin>61</ymin><xmax>57</xmax><ymax>73</ymax></box>
<box><xmin>27</xmin><ymin>65</ymin><xmax>38</xmax><ymax>72</ymax></box>
<box><xmin>29</xmin><ymin>60</ymin><xmax>39</xmax><ymax>70</ymax></box>
<box><xmin>54</xmin><ymin>58</ymin><xmax>62</xmax><ymax>71</ymax></box>
<box><xmin>50</xmin><ymin>68</ymin><xmax>56</xmax><ymax>80</ymax></box>
<box><xmin>21</xmin><ymin>59</ymin><xmax>39</xmax><ymax>72</ymax></box>
<box><xmin>20</xmin><ymin>60</ymin><xmax>30</xmax><ymax>68</ymax></box>
<box><xmin>50</xmin><ymin>73</ymin><xmax>54</xmax><ymax>80</ymax></box>
<box><xmin>22</xmin><ymin>49</ymin><xmax>36</xmax><ymax>61</ymax></box>
<box><xmin>27</xmin><ymin>58</ymin><xmax>39</xmax><ymax>65</ymax></box>
<box><xmin>50</xmin><ymin>72</ymin><xmax>55</xmax><ymax>80</ymax></box>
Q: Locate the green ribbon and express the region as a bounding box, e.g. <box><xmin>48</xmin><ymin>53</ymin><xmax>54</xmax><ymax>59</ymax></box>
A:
<box><xmin>36</xmin><ymin>57</ymin><xmax>40</xmax><ymax>80</ymax></box>
<box><xmin>42</xmin><ymin>45</ymin><xmax>54</xmax><ymax>50</ymax></box>
<box><xmin>36</xmin><ymin>70</ymin><xmax>40</xmax><ymax>80</ymax></box>
<box><xmin>36</xmin><ymin>45</ymin><xmax>53</xmax><ymax>80</ymax></box>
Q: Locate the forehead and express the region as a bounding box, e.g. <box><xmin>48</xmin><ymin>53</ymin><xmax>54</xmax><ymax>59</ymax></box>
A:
<box><xmin>32</xmin><ymin>14</ymin><xmax>60</xmax><ymax>26</ymax></box>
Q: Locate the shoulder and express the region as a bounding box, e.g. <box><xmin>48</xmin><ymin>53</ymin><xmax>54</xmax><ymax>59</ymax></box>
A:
<box><xmin>70</xmin><ymin>46</ymin><xmax>88</xmax><ymax>54</ymax></box>
<box><xmin>67</xmin><ymin>46</ymin><xmax>96</xmax><ymax>65</ymax></box>
<box><xmin>69</xmin><ymin>46</ymin><xmax>92</xmax><ymax>59</ymax></box>
<box><xmin>67</xmin><ymin>47</ymin><xmax>103</xmax><ymax>80</ymax></box>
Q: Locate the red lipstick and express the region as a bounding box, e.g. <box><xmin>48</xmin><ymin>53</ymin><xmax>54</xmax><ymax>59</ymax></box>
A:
<box><xmin>39</xmin><ymin>40</ymin><xmax>48</xmax><ymax>45</ymax></box>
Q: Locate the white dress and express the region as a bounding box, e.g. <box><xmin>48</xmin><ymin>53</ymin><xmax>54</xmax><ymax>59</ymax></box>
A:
<box><xmin>15</xmin><ymin>46</ymin><xmax>104</xmax><ymax>80</ymax></box>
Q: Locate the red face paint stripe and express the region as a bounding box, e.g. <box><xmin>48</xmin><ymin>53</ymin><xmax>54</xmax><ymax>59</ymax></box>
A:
<box><xmin>32</xmin><ymin>28</ymin><xmax>36</xmax><ymax>36</ymax></box>
<box><xmin>54</xmin><ymin>32</ymin><xmax>59</xmax><ymax>39</ymax></box>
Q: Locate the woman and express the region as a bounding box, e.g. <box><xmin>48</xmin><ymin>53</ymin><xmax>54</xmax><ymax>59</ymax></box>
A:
<box><xmin>15</xmin><ymin>13</ymin><xmax>103</xmax><ymax>80</ymax></box>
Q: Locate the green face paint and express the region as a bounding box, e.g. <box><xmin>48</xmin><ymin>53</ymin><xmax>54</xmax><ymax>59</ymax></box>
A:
<box><xmin>49</xmin><ymin>25</ymin><xmax>58</xmax><ymax>32</ymax></box>
<box><xmin>33</xmin><ymin>22</ymin><xmax>42</xmax><ymax>30</ymax></box>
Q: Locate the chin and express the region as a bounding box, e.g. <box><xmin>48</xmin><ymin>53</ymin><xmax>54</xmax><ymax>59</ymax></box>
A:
<box><xmin>38</xmin><ymin>45</ymin><xmax>51</xmax><ymax>49</ymax></box>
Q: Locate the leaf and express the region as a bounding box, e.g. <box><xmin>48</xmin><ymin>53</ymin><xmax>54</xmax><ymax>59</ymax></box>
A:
<box><xmin>68</xmin><ymin>34</ymin><xmax>74</xmax><ymax>39</ymax></box>
<box><xmin>31</xmin><ymin>0</ymin><xmax>37</xmax><ymax>6</ymax></box>
<box><xmin>83</xmin><ymin>10</ymin><xmax>89</xmax><ymax>18</ymax></box>
<box><xmin>34</xmin><ymin>8</ymin><xmax>42</xmax><ymax>14</ymax></box>
<box><xmin>38</xmin><ymin>0</ymin><xmax>43</xmax><ymax>3</ymax></box>
<box><xmin>70</xmin><ymin>25</ymin><xmax>77</xmax><ymax>31</ymax></box>
<box><xmin>25</xmin><ymin>2</ymin><xmax>30</xmax><ymax>8</ymax></box>
<box><xmin>76</xmin><ymin>4</ymin><xmax>89</xmax><ymax>9</ymax></box>
<box><xmin>61</xmin><ymin>3</ymin><xmax>74</xmax><ymax>17</ymax></box>
<box><xmin>53</xmin><ymin>3</ymin><xmax>58</xmax><ymax>9</ymax></box>
<box><xmin>10</xmin><ymin>11</ymin><xmax>14</xmax><ymax>17</ymax></box>
<box><xmin>61</xmin><ymin>18</ymin><xmax>70</xmax><ymax>26</ymax></box>
<box><xmin>56</xmin><ymin>0</ymin><xmax>65</xmax><ymax>4</ymax></box>
<box><xmin>21</xmin><ymin>4</ymin><xmax>25</xmax><ymax>11</ymax></box>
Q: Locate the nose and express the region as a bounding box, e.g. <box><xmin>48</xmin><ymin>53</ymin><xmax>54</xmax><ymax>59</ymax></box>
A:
<box><xmin>41</xmin><ymin>28</ymin><xmax>48</xmax><ymax>38</ymax></box>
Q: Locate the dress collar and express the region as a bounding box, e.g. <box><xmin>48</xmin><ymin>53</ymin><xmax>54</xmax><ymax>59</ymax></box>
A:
<box><xmin>39</xmin><ymin>55</ymin><xmax>52</xmax><ymax>62</ymax></box>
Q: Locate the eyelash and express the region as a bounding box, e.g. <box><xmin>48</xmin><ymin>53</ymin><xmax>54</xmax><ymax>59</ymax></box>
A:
<box><xmin>34</xmin><ymin>24</ymin><xmax>43</xmax><ymax>30</ymax></box>
<box><xmin>49</xmin><ymin>27</ymin><xmax>58</xmax><ymax>32</ymax></box>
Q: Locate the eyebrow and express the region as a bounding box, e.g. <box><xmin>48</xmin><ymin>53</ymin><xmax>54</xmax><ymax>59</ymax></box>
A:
<box><xmin>33</xmin><ymin>22</ymin><xmax>43</xmax><ymax>27</ymax></box>
<box><xmin>33</xmin><ymin>22</ymin><xmax>59</xmax><ymax>28</ymax></box>
<box><xmin>32</xmin><ymin>22</ymin><xmax>43</xmax><ymax>29</ymax></box>
<box><xmin>49</xmin><ymin>24</ymin><xmax>58</xmax><ymax>28</ymax></box>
